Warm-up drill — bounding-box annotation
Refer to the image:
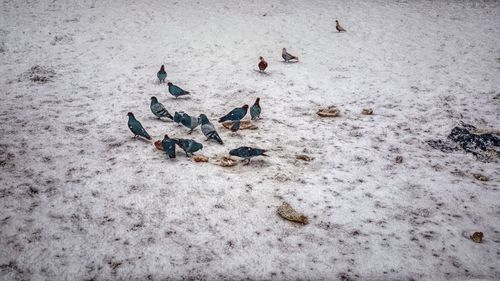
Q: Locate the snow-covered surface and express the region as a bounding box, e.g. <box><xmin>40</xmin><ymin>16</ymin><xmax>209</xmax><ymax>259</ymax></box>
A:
<box><xmin>1</xmin><ymin>0</ymin><xmax>499</xmax><ymax>280</ymax></box>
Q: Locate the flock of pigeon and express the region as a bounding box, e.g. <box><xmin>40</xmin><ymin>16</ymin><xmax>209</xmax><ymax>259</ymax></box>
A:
<box><xmin>126</xmin><ymin>20</ymin><xmax>347</xmax><ymax>165</ymax></box>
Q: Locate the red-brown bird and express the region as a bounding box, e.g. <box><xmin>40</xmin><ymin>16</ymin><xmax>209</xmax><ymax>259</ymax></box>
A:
<box><xmin>258</xmin><ymin>56</ymin><xmax>268</xmax><ymax>72</ymax></box>
<box><xmin>336</xmin><ymin>20</ymin><xmax>346</xmax><ymax>32</ymax></box>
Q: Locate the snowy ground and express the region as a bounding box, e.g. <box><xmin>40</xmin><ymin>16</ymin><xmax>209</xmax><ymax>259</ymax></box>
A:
<box><xmin>1</xmin><ymin>0</ymin><xmax>499</xmax><ymax>280</ymax></box>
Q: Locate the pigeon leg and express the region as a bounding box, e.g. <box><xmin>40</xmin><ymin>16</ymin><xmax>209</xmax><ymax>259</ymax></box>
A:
<box><xmin>243</xmin><ymin>158</ymin><xmax>251</xmax><ymax>166</ymax></box>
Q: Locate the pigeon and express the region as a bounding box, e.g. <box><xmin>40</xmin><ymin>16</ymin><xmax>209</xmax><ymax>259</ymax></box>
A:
<box><xmin>157</xmin><ymin>65</ymin><xmax>167</xmax><ymax>83</ymax></box>
<box><xmin>282</xmin><ymin>48</ymin><xmax>298</xmax><ymax>62</ymax></box>
<box><xmin>127</xmin><ymin>112</ymin><xmax>152</xmax><ymax>140</ymax></box>
<box><xmin>336</xmin><ymin>20</ymin><xmax>346</xmax><ymax>32</ymax></box>
<box><xmin>258</xmin><ymin>56</ymin><xmax>268</xmax><ymax>72</ymax></box>
<box><xmin>162</xmin><ymin>134</ymin><xmax>177</xmax><ymax>158</ymax></box>
<box><xmin>176</xmin><ymin>139</ymin><xmax>203</xmax><ymax>156</ymax></box>
<box><xmin>218</xmin><ymin>105</ymin><xmax>249</xmax><ymax>123</ymax></box>
<box><xmin>168</xmin><ymin>82</ymin><xmax>190</xmax><ymax>98</ymax></box>
<box><xmin>150</xmin><ymin>96</ymin><xmax>173</xmax><ymax>120</ymax></box>
<box><xmin>199</xmin><ymin>114</ymin><xmax>223</xmax><ymax>144</ymax></box>
<box><xmin>173</xmin><ymin>111</ymin><xmax>185</xmax><ymax>125</ymax></box>
<box><xmin>229</xmin><ymin>146</ymin><xmax>268</xmax><ymax>165</ymax></box>
<box><xmin>250</xmin><ymin>98</ymin><xmax>261</xmax><ymax>120</ymax></box>
<box><xmin>230</xmin><ymin>120</ymin><xmax>240</xmax><ymax>132</ymax></box>
<box><xmin>180</xmin><ymin>113</ymin><xmax>200</xmax><ymax>134</ymax></box>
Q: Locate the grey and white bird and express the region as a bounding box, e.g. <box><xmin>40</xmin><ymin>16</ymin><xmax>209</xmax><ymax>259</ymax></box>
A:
<box><xmin>180</xmin><ymin>112</ymin><xmax>200</xmax><ymax>134</ymax></box>
<box><xmin>336</xmin><ymin>20</ymin><xmax>346</xmax><ymax>32</ymax></box>
<box><xmin>150</xmin><ymin>96</ymin><xmax>173</xmax><ymax>120</ymax></box>
<box><xmin>199</xmin><ymin>114</ymin><xmax>223</xmax><ymax>144</ymax></box>
<box><xmin>282</xmin><ymin>48</ymin><xmax>298</xmax><ymax>62</ymax></box>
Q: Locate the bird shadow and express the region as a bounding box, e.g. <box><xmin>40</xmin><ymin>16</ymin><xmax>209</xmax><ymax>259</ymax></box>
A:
<box><xmin>149</xmin><ymin>117</ymin><xmax>173</xmax><ymax>122</ymax></box>
<box><xmin>281</xmin><ymin>61</ymin><xmax>299</xmax><ymax>64</ymax></box>
<box><xmin>130</xmin><ymin>136</ymin><xmax>152</xmax><ymax>143</ymax></box>
<box><xmin>153</xmin><ymin>79</ymin><xmax>167</xmax><ymax>85</ymax></box>
<box><xmin>253</xmin><ymin>69</ymin><xmax>271</xmax><ymax>76</ymax></box>
<box><xmin>171</xmin><ymin>96</ymin><xmax>192</xmax><ymax>100</ymax></box>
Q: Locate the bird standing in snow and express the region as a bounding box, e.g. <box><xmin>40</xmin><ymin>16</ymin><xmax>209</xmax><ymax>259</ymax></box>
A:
<box><xmin>282</xmin><ymin>48</ymin><xmax>298</xmax><ymax>62</ymax></box>
<box><xmin>150</xmin><ymin>96</ymin><xmax>173</xmax><ymax>120</ymax></box>
<box><xmin>199</xmin><ymin>114</ymin><xmax>224</xmax><ymax>144</ymax></box>
<box><xmin>180</xmin><ymin>113</ymin><xmax>200</xmax><ymax>134</ymax></box>
<box><xmin>173</xmin><ymin>111</ymin><xmax>185</xmax><ymax>126</ymax></box>
<box><xmin>229</xmin><ymin>146</ymin><xmax>268</xmax><ymax>165</ymax></box>
<box><xmin>218</xmin><ymin>105</ymin><xmax>249</xmax><ymax>123</ymax></box>
<box><xmin>258</xmin><ymin>56</ymin><xmax>268</xmax><ymax>72</ymax></box>
<box><xmin>335</xmin><ymin>20</ymin><xmax>346</xmax><ymax>32</ymax></box>
<box><xmin>157</xmin><ymin>65</ymin><xmax>167</xmax><ymax>83</ymax></box>
<box><xmin>162</xmin><ymin>134</ymin><xmax>177</xmax><ymax>158</ymax></box>
<box><xmin>127</xmin><ymin>112</ymin><xmax>152</xmax><ymax>140</ymax></box>
<box><xmin>168</xmin><ymin>82</ymin><xmax>190</xmax><ymax>98</ymax></box>
<box><xmin>176</xmin><ymin>139</ymin><xmax>203</xmax><ymax>157</ymax></box>
<box><xmin>250</xmin><ymin>98</ymin><xmax>261</xmax><ymax>120</ymax></box>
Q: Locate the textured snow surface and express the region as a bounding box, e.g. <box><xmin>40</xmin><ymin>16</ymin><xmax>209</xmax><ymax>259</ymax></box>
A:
<box><xmin>1</xmin><ymin>0</ymin><xmax>499</xmax><ymax>280</ymax></box>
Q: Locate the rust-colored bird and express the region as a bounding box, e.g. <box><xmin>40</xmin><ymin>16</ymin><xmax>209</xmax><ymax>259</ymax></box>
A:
<box><xmin>258</xmin><ymin>56</ymin><xmax>268</xmax><ymax>72</ymax></box>
<box><xmin>336</xmin><ymin>20</ymin><xmax>346</xmax><ymax>32</ymax></box>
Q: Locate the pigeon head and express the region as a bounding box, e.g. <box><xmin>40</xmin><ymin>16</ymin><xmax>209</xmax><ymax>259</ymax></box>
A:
<box><xmin>259</xmin><ymin>56</ymin><xmax>264</xmax><ymax>60</ymax></box>
<box><xmin>160</xmin><ymin>65</ymin><xmax>165</xmax><ymax>70</ymax></box>
<box><xmin>282</xmin><ymin>48</ymin><xmax>287</xmax><ymax>52</ymax></box>
<box><xmin>163</xmin><ymin>134</ymin><xmax>170</xmax><ymax>139</ymax></box>
<box><xmin>199</xmin><ymin>114</ymin><xmax>209</xmax><ymax>124</ymax></box>
<box><xmin>167</xmin><ymin>82</ymin><xmax>173</xmax><ymax>86</ymax></box>
<box><xmin>127</xmin><ymin>112</ymin><xmax>134</xmax><ymax>117</ymax></box>
<box><xmin>229</xmin><ymin>148</ymin><xmax>238</xmax><ymax>156</ymax></box>
<box><xmin>242</xmin><ymin>104</ymin><xmax>249</xmax><ymax>109</ymax></box>
<box><xmin>192</xmin><ymin>142</ymin><xmax>203</xmax><ymax>151</ymax></box>
<box><xmin>174</xmin><ymin>111</ymin><xmax>183</xmax><ymax>123</ymax></box>
<box><xmin>255</xmin><ymin>97</ymin><xmax>260</xmax><ymax>105</ymax></box>
<box><xmin>151</xmin><ymin>96</ymin><xmax>158</xmax><ymax>102</ymax></box>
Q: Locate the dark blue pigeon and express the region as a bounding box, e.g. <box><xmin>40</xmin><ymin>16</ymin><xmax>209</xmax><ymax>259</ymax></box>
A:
<box><xmin>199</xmin><ymin>114</ymin><xmax>223</xmax><ymax>144</ymax></box>
<box><xmin>229</xmin><ymin>146</ymin><xmax>268</xmax><ymax>165</ymax></box>
<box><xmin>180</xmin><ymin>113</ymin><xmax>200</xmax><ymax>134</ymax></box>
<box><xmin>250</xmin><ymin>98</ymin><xmax>261</xmax><ymax>120</ymax></box>
<box><xmin>157</xmin><ymin>65</ymin><xmax>167</xmax><ymax>83</ymax></box>
<box><xmin>176</xmin><ymin>139</ymin><xmax>203</xmax><ymax>157</ymax></box>
<box><xmin>161</xmin><ymin>134</ymin><xmax>177</xmax><ymax>158</ymax></box>
<box><xmin>150</xmin><ymin>96</ymin><xmax>173</xmax><ymax>120</ymax></box>
<box><xmin>168</xmin><ymin>82</ymin><xmax>190</xmax><ymax>98</ymax></box>
<box><xmin>218</xmin><ymin>104</ymin><xmax>249</xmax><ymax>123</ymax></box>
<box><xmin>127</xmin><ymin>112</ymin><xmax>151</xmax><ymax>140</ymax></box>
<box><xmin>230</xmin><ymin>120</ymin><xmax>240</xmax><ymax>132</ymax></box>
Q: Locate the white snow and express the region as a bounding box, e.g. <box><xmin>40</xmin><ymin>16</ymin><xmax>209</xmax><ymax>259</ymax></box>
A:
<box><xmin>1</xmin><ymin>0</ymin><xmax>499</xmax><ymax>280</ymax></box>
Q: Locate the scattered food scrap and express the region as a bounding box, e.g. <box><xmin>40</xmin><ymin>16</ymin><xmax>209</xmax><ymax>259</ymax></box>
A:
<box><xmin>296</xmin><ymin>154</ymin><xmax>313</xmax><ymax>161</ymax></box>
<box><xmin>470</xmin><ymin>232</ymin><xmax>484</xmax><ymax>243</ymax></box>
<box><xmin>193</xmin><ymin>155</ymin><xmax>209</xmax><ymax>162</ymax></box>
<box><xmin>472</xmin><ymin>173</ymin><xmax>489</xmax><ymax>181</ymax></box>
<box><xmin>216</xmin><ymin>156</ymin><xmax>237</xmax><ymax>167</ymax></box>
<box><xmin>361</xmin><ymin>108</ymin><xmax>373</xmax><ymax>115</ymax></box>
<box><xmin>222</xmin><ymin>120</ymin><xmax>258</xmax><ymax>130</ymax></box>
<box><xmin>277</xmin><ymin>202</ymin><xmax>309</xmax><ymax>225</ymax></box>
<box><xmin>317</xmin><ymin>106</ymin><xmax>340</xmax><ymax>117</ymax></box>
